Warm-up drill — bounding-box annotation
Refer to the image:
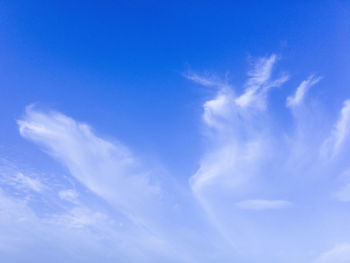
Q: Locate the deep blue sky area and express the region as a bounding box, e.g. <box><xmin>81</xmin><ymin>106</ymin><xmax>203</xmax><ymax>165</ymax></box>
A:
<box><xmin>2</xmin><ymin>0</ymin><xmax>349</xmax><ymax>178</ymax></box>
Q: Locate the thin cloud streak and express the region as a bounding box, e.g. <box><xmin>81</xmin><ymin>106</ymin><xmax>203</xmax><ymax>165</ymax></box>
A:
<box><xmin>287</xmin><ymin>74</ymin><xmax>322</xmax><ymax>107</ymax></box>
<box><xmin>184</xmin><ymin>72</ymin><xmax>230</xmax><ymax>89</ymax></box>
<box><xmin>314</xmin><ymin>243</ymin><xmax>350</xmax><ymax>263</ymax></box>
<box><xmin>321</xmin><ymin>100</ymin><xmax>350</xmax><ymax>158</ymax></box>
<box><xmin>235</xmin><ymin>199</ymin><xmax>292</xmax><ymax>210</ymax></box>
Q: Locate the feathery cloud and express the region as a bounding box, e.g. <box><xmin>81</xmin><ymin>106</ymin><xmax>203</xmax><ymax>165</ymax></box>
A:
<box><xmin>18</xmin><ymin>106</ymin><xmax>162</xmax><ymax>224</ymax></box>
<box><xmin>287</xmin><ymin>74</ymin><xmax>322</xmax><ymax>107</ymax></box>
<box><xmin>321</xmin><ymin>100</ymin><xmax>350</xmax><ymax>158</ymax></box>
<box><xmin>16</xmin><ymin>106</ymin><xmax>221</xmax><ymax>263</ymax></box>
<box><xmin>186</xmin><ymin>54</ymin><xmax>350</xmax><ymax>263</ymax></box>
<box><xmin>235</xmin><ymin>54</ymin><xmax>289</xmax><ymax>109</ymax></box>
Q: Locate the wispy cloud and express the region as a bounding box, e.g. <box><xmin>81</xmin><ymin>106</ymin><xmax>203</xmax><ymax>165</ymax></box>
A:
<box><xmin>15</xmin><ymin>106</ymin><xmax>222</xmax><ymax>263</ymax></box>
<box><xmin>58</xmin><ymin>189</ymin><xmax>79</xmax><ymax>203</ymax></box>
<box><xmin>184</xmin><ymin>72</ymin><xmax>230</xmax><ymax>89</ymax></box>
<box><xmin>314</xmin><ymin>243</ymin><xmax>350</xmax><ymax>263</ymax></box>
<box><xmin>235</xmin><ymin>199</ymin><xmax>292</xmax><ymax>210</ymax></box>
<box><xmin>3</xmin><ymin>172</ymin><xmax>44</xmax><ymax>193</ymax></box>
<box><xmin>321</xmin><ymin>100</ymin><xmax>350</xmax><ymax>158</ymax></box>
<box><xmin>287</xmin><ymin>74</ymin><xmax>322</xmax><ymax>107</ymax></box>
<box><xmin>190</xmin><ymin>54</ymin><xmax>285</xmax><ymax>194</ymax></box>
<box><xmin>0</xmin><ymin>159</ymin><xmax>206</xmax><ymax>263</ymax></box>
<box><xmin>235</xmin><ymin>54</ymin><xmax>289</xmax><ymax>109</ymax></box>
<box><xmin>186</xmin><ymin>54</ymin><xmax>350</xmax><ymax>262</ymax></box>
<box><xmin>18</xmin><ymin>106</ymin><xmax>162</xmax><ymax>224</ymax></box>
<box><xmin>1</xmin><ymin>53</ymin><xmax>349</xmax><ymax>263</ymax></box>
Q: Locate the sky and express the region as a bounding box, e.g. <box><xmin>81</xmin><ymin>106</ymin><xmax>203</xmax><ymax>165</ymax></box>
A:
<box><xmin>1</xmin><ymin>1</ymin><xmax>350</xmax><ymax>262</ymax></box>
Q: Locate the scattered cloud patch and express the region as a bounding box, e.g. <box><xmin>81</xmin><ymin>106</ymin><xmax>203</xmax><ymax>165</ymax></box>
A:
<box><xmin>0</xmin><ymin>164</ymin><xmax>45</xmax><ymax>193</ymax></box>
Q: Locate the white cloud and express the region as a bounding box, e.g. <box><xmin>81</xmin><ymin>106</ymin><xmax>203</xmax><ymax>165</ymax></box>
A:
<box><xmin>235</xmin><ymin>199</ymin><xmax>292</xmax><ymax>210</ymax></box>
<box><xmin>0</xmin><ymin>161</ymin><xmax>200</xmax><ymax>263</ymax></box>
<box><xmin>314</xmin><ymin>243</ymin><xmax>350</xmax><ymax>263</ymax></box>
<box><xmin>202</xmin><ymin>88</ymin><xmax>235</xmax><ymax>129</ymax></box>
<box><xmin>189</xmin><ymin>55</ymin><xmax>286</xmax><ymax>194</ymax></box>
<box><xmin>16</xmin><ymin>106</ymin><xmax>217</xmax><ymax>263</ymax></box>
<box><xmin>18</xmin><ymin>106</ymin><xmax>162</xmax><ymax>225</ymax></box>
<box><xmin>184</xmin><ymin>72</ymin><xmax>230</xmax><ymax>89</ymax></box>
<box><xmin>58</xmin><ymin>189</ymin><xmax>79</xmax><ymax>203</ymax></box>
<box><xmin>321</xmin><ymin>100</ymin><xmax>350</xmax><ymax>158</ymax></box>
<box><xmin>287</xmin><ymin>75</ymin><xmax>322</xmax><ymax>107</ymax></box>
<box><xmin>185</xmin><ymin>55</ymin><xmax>350</xmax><ymax>263</ymax></box>
<box><xmin>186</xmin><ymin>56</ymin><xmax>294</xmax><ymax>260</ymax></box>
<box><xmin>4</xmin><ymin>53</ymin><xmax>349</xmax><ymax>263</ymax></box>
<box><xmin>0</xmin><ymin>184</ymin><xmax>137</xmax><ymax>262</ymax></box>
<box><xmin>235</xmin><ymin>54</ymin><xmax>289</xmax><ymax>109</ymax></box>
<box><xmin>49</xmin><ymin>207</ymin><xmax>110</xmax><ymax>229</ymax></box>
<box><xmin>12</xmin><ymin>172</ymin><xmax>45</xmax><ymax>192</ymax></box>
<box><xmin>0</xmin><ymin>164</ymin><xmax>45</xmax><ymax>193</ymax></box>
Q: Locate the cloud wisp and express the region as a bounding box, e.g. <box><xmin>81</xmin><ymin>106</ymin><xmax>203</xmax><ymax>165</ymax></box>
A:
<box><xmin>286</xmin><ymin>74</ymin><xmax>322</xmax><ymax>108</ymax></box>
<box><xmin>321</xmin><ymin>100</ymin><xmax>350</xmax><ymax>159</ymax></box>
<box><xmin>188</xmin><ymin>54</ymin><xmax>350</xmax><ymax>262</ymax></box>
<box><xmin>235</xmin><ymin>199</ymin><xmax>292</xmax><ymax>210</ymax></box>
<box><xmin>314</xmin><ymin>243</ymin><xmax>350</xmax><ymax>263</ymax></box>
<box><xmin>13</xmin><ymin>106</ymin><xmax>225</xmax><ymax>263</ymax></box>
<box><xmin>235</xmin><ymin>54</ymin><xmax>289</xmax><ymax>109</ymax></box>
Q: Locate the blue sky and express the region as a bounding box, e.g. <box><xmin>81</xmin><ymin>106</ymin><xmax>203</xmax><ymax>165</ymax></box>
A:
<box><xmin>1</xmin><ymin>1</ymin><xmax>350</xmax><ymax>262</ymax></box>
